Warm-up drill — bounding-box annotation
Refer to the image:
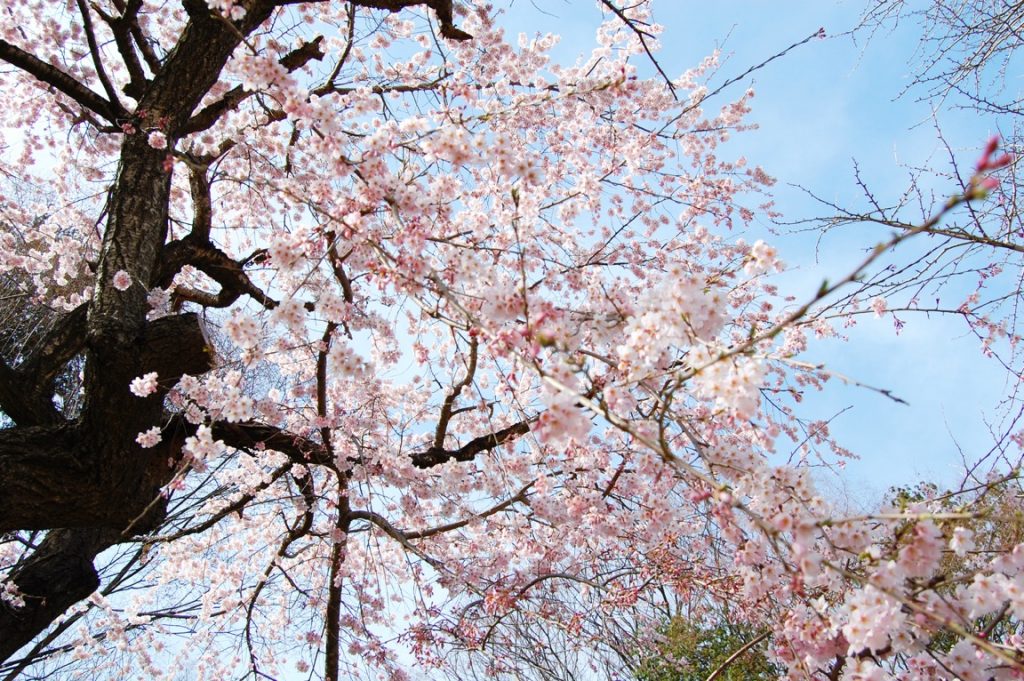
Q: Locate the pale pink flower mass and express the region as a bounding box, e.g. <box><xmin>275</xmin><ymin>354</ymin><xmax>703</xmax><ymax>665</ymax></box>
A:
<box><xmin>112</xmin><ymin>270</ymin><xmax>132</xmax><ymax>291</ymax></box>
<box><xmin>129</xmin><ymin>372</ymin><xmax>159</xmax><ymax>397</ymax></box>
<box><xmin>147</xmin><ymin>131</ymin><xmax>168</xmax><ymax>150</ymax></box>
<box><xmin>135</xmin><ymin>427</ymin><xmax>162</xmax><ymax>448</ymax></box>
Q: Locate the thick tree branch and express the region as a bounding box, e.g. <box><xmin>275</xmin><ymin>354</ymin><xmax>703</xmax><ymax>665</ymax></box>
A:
<box><xmin>0</xmin><ymin>40</ymin><xmax>121</xmax><ymax>122</ymax></box>
<box><xmin>0</xmin><ymin>304</ymin><xmax>87</xmax><ymax>425</ymax></box>
<box><xmin>411</xmin><ymin>420</ymin><xmax>532</xmax><ymax>468</ymax></box>
<box><xmin>140</xmin><ymin>1</ymin><xmax>277</xmax><ymax>133</ymax></box>
<box><xmin>0</xmin><ymin>314</ymin><xmax>213</xmax><ymax>532</ymax></box>
<box><xmin>0</xmin><ymin>424</ymin><xmax>104</xmax><ymax>532</ymax></box>
<box><xmin>205</xmin><ymin>417</ymin><xmax>532</xmax><ymax>471</ymax></box>
<box><xmin>156</xmin><ymin>163</ymin><xmax>276</xmax><ymax>310</ymax></box>
<box><xmin>187</xmin><ymin>163</ymin><xmax>213</xmax><ymax>242</ymax></box>
<box><xmin>324</xmin><ymin>484</ymin><xmax>350</xmax><ymax>681</ymax></box>
<box><xmin>181</xmin><ymin>36</ymin><xmax>325</xmax><ymax>136</ymax></box>
<box><xmin>0</xmin><ymin>361</ymin><xmax>60</xmax><ymax>427</ymax></box>
<box><xmin>75</xmin><ymin>0</ymin><xmax>123</xmax><ymax>110</ymax></box>
<box><xmin>180</xmin><ymin>85</ymin><xmax>249</xmax><ymax>137</ymax></box>
<box><xmin>209</xmin><ymin>420</ymin><xmax>333</xmax><ymax>466</ymax></box>
<box><xmin>16</xmin><ymin>304</ymin><xmax>88</xmax><ymax>392</ymax></box>
<box><xmin>91</xmin><ymin>0</ymin><xmax>151</xmax><ymax>99</ymax></box>
<box><xmin>0</xmin><ymin>528</ymin><xmax>121</xmax><ymax>662</ymax></box>
<box><xmin>352</xmin><ymin>0</ymin><xmax>471</xmax><ymax>40</ymax></box>
<box><xmin>139</xmin><ymin>313</ymin><xmax>216</xmax><ymax>387</ymax></box>
<box><xmin>124</xmin><ymin>0</ymin><xmax>162</xmax><ymax>74</ymax></box>
<box><xmin>160</xmin><ymin>237</ymin><xmax>277</xmax><ymax>310</ymax></box>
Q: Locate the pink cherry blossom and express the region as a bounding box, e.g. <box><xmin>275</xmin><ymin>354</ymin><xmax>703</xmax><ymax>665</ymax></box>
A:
<box><xmin>129</xmin><ymin>372</ymin><xmax>159</xmax><ymax>397</ymax></box>
<box><xmin>112</xmin><ymin>270</ymin><xmax>132</xmax><ymax>291</ymax></box>
<box><xmin>147</xmin><ymin>131</ymin><xmax>168</xmax><ymax>150</ymax></box>
<box><xmin>135</xmin><ymin>427</ymin><xmax>162</xmax><ymax>448</ymax></box>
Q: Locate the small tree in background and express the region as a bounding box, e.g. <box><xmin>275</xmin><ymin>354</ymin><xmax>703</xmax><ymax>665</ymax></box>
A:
<box><xmin>634</xmin><ymin>618</ymin><xmax>780</xmax><ymax>681</ymax></box>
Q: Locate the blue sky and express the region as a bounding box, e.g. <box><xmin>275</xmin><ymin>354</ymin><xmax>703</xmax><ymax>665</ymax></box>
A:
<box><xmin>500</xmin><ymin>0</ymin><xmax>1015</xmax><ymax>504</ymax></box>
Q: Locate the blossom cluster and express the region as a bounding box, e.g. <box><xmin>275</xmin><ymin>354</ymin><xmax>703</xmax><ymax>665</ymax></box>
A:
<box><xmin>129</xmin><ymin>372</ymin><xmax>159</xmax><ymax>397</ymax></box>
<box><xmin>615</xmin><ymin>270</ymin><xmax>727</xmax><ymax>375</ymax></box>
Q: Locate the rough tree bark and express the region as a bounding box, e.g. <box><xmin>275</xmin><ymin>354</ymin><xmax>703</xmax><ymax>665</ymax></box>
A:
<box><xmin>1</xmin><ymin>0</ymin><xmax>287</xmax><ymax>658</ymax></box>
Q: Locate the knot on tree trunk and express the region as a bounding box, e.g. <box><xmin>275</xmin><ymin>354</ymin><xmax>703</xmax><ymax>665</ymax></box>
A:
<box><xmin>141</xmin><ymin>312</ymin><xmax>217</xmax><ymax>388</ymax></box>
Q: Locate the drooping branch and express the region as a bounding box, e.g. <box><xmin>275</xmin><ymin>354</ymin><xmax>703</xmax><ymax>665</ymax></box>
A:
<box><xmin>347</xmin><ymin>509</ymin><xmax>445</xmax><ymax>569</ymax></box>
<box><xmin>704</xmin><ymin>630</ymin><xmax>773</xmax><ymax>681</ymax></box>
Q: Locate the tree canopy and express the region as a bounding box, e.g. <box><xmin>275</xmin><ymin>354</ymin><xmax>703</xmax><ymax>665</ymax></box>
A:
<box><xmin>0</xmin><ymin>1</ymin><xmax>1021</xmax><ymax>680</ymax></box>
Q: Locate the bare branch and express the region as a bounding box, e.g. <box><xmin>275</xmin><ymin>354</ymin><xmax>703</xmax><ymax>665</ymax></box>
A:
<box><xmin>598</xmin><ymin>0</ymin><xmax>677</xmax><ymax>98</ymax></box>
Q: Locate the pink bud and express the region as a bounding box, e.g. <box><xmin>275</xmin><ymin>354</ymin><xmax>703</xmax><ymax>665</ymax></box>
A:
<box><xmin>983</xmin><ymin>135</ymin><xmax>1000</xmax><ymax>156</ymax></box>
<box><xmin>976</xmin><ymin>135</ymin><xmax>1002</xmax><ymax>171</ymax></box>
<box><xmin>980</xmin><ymin>177</ymin><xmax>1000</xmax><ymax>191</ymax></box>
<box><xmin>988</xmin><ymin>153</ymin><xmax>1013</xmax><ymax>170</ymax></box>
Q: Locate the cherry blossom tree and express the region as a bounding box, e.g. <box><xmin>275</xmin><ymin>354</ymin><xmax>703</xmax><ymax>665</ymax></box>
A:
<box><xmin>0</xmin><ymin>1</ymin><xmax>1022</xmax><ymax>680</ymax></box>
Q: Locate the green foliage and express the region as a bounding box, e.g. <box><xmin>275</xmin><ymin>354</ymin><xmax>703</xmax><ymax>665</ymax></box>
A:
<box><xmin>885</xmin><ymin>476</ymin><xmax>1024</xmax><ymax>654</ymax></box>
<box><xmin>634</xmin><ymin>617</ymin><xmax>780</xmax><ymax>681</ymax></box>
